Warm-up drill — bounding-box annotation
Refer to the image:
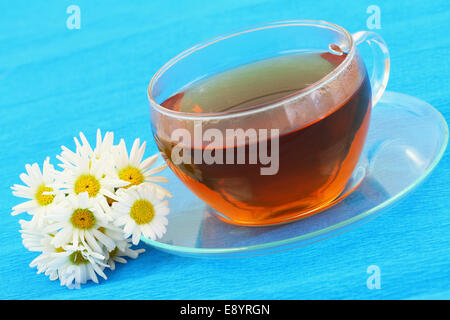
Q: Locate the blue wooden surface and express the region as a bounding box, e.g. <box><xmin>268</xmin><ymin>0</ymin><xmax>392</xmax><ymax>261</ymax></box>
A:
<box><xmin>1</xmin><ymin>0</ymin><xmax>449</xmax><ymax>299</ymax></box>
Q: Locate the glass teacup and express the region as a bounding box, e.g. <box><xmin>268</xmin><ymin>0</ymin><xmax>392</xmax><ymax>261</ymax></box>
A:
<box><xmin>148</xmin><ymin>20</ymin><xmax>389</xmax><ymax>226</ymax></box>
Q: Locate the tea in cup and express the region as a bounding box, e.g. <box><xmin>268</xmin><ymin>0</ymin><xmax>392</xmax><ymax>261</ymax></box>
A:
<box><xmin>148</xmin><ymin>20</ymin><xmax>389</xmax><ymax>226</ymax></box>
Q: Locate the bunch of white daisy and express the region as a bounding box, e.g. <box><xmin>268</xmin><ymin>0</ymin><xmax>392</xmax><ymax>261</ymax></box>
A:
<box><xmin>11</xmin><ymin>130</ymin><xmax>171</xmax><ymax>289</ymax></box>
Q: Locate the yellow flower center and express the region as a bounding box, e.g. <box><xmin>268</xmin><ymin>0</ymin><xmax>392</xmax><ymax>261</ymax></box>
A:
<box><xmin>35</xmin><ymin>184</ymin><xmax>55</xmax><ymax>206</ymax></box>
<box><xmin>118</xmin><ymin>166</ymin><xmax>144</xmax><ymax>188</ymax></box>
<box><xmin>106</xmin><ymin>196</ymin><xmax>116</xmax><ymax>206</ymax></box>
<box><xmin>109</xmin><ymin>247</ymin><xmax>118</xmax><ymax>258</ymax></box>
<box><xmin>130</xmin><ymin>199</ymin><xmax>155</xmax><ymax>225</ymax></box>
<box><xmin>69</xmin><ymin>251</ymin><xmax>88</xmax><ymax>265</ymax></box>
<box><xmin>74</xmin><ymin>174</ymin><xmax>100</xmax><ymax>197</ymax></box>
<box><xmin>70</xmin><ymin>208</ymin><xmax>96</xmax><ymax>230</ymax></box>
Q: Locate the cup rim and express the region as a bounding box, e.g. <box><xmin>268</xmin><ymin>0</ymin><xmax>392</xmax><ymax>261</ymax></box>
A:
<box><xmin>147</xmin><ymin>19</ymin><xmax>355</xmax><ymax>120</ymax></box>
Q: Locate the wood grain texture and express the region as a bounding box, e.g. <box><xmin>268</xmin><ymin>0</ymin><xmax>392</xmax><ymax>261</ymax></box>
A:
<box><xmin>1</xmin><ymin>0</ymin><xmax>449</xmax><ymax>299</ymax></box>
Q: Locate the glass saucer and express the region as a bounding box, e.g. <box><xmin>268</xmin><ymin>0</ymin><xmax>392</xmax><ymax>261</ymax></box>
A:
<box><xmin>141</xmin><ymin>91</ymin><xmax>448</xmax><ymax>258</ymax></box>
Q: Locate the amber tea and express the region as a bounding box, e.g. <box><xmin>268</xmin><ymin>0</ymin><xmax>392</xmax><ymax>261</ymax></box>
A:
<box><xmin>156</xmin><ymin>51</ymin><xmax>371</xmax><ymax>225</ymax></box>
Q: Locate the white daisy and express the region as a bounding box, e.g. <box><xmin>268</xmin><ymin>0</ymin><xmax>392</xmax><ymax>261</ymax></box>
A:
<box><xmin>31</xmin><ymin>244</ymin><xmax>108</xmax><ymax>289</ymax></box>
<box><xmin>45</xmin><ymin>192</ymin><xmax>123</xmax><ymax>253</ymax></box>
<box><xmin>112</xmin><ymin>183</ymin><xmax>170</xmax><ymax>245</ymax></box>
<box><xmin>19</xmin><ymin>217</ymin><xmax>47</xmax><ymax>252</ymax></box>
<box><xmin>105</xmin><ymin>239</ymin><xmax>145</xmax><ymax>270</ymax></box>
<box><xmin>29</xmin><ymin>237</ymin><xmax>67</xmax><ymax>281</ymax></box>
<box><xmin>88</xmin><ymin>129</ymin><xmax>115</xmax><ymax>161</ymax></box>
<box><xmin>11</xmin><ymin>158</ymin><xmax>63</xmax><ymax>227</ymax></box>
<box><xmin>53</xmin><ymin>149</ymin><xmax>127</xmax><ymax>215</ymax></box>
<box><xmin>58</xmin><ymin>245</ymin><xmax>109</xmax><ymax>289</ymax></box>
<box><xmin>61</xmin><ymin>129</ymin><xmax>115</xmax><ymax>164</ymax></box>
<box><xmin>114</xmin><ymin>138</ymin><xmax>172</xmax><ymax>198</ymax></box>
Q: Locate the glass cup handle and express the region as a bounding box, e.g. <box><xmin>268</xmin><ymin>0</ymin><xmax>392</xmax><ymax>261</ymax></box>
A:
<box><xmin>352</xmin><ymin>31</ymin><xmax>390</xmax><ymax>107</ymax></box>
